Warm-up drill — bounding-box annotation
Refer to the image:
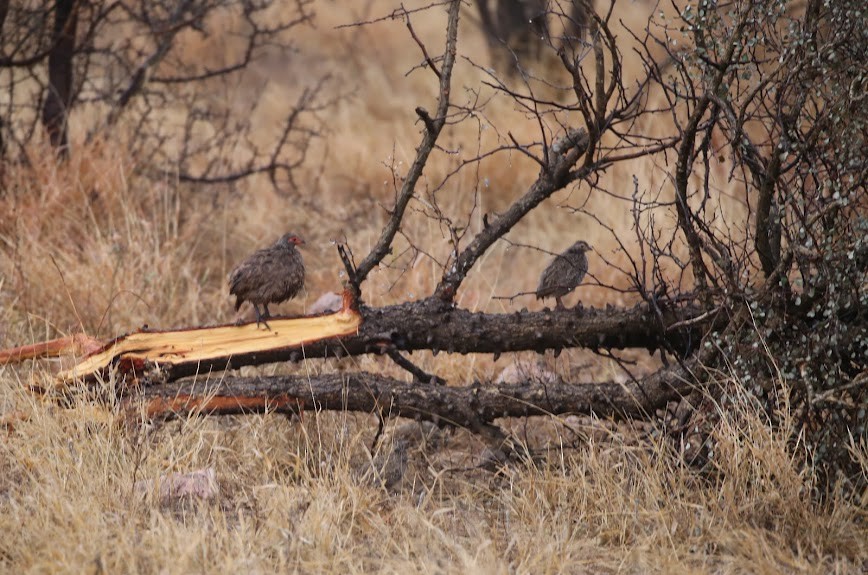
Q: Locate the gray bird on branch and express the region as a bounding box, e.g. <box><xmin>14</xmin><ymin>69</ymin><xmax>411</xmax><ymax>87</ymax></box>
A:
<box><xmin>535</xmin><ymin>240</ymin><xmax>592</xmax><ymax>310</ymax></box>
<box><xmin>229</xmin><ymin>233</ymin><xmax>305</xmax><ymax>328</ymax></box>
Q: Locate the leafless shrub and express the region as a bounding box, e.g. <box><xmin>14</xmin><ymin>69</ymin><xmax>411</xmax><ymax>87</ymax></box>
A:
<box><xmin>336</xmin><ymin>0</ymin><xmax>865</xmax><ymax>494</ymax></box>
<box><xmin>0</xmin><ymin>0</ymin><xmax>328</xmax><ymax>190</ymax></box>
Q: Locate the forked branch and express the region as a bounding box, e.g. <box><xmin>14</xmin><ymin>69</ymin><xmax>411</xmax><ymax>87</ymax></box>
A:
<box><xmin>434</xmin><ymin>129</ymin><xmax>591</xmax><ymax>302</ymax></box>
<box><xmin>347</xmin><ymin>0</ymin><xmax>461</xmax><ymax>296</ymax></box>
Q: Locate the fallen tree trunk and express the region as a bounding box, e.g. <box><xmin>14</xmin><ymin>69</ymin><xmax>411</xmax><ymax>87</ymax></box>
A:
<box><xmin>133</xmin><ymin>359</ymin><xmax>703</xmax><ymax>425</ymax></box>
<box><xmin>55</xmin><ymin>299</ymin><xmax>363</xmax><ymax>384</ymax></box>
<box><xmin>3</xmin><ymin>290</ymin><xmax>712</xmax><ymax>387</ymax></box>
<box><xmin>148</xmin><ymin>299</ymin><xmax>704</xmax><ymax>382</ymax></box>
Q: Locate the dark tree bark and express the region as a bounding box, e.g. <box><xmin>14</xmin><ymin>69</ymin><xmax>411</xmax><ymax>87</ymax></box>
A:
<box><xmin>144</xmin><ymin>299</ymin><xmax>711</xmax><ymax>383</ymax></box>
<box><xmin>135</xmin><ymin>358</ymin><xmax>704</xmax><ymax>425</ymax></box>
<box><xmin>41</xmin><ymin>0</ymin><xmax>78</xmax><ymax>154</ymax></box>
<box><xmin>0</xmin><ymin>0</ymin><xmax>7</xmax><ymax>161</ymax></box>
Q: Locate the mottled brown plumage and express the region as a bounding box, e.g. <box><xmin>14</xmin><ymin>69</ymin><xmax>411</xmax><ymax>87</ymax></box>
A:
<box><xmin>229</xmin><ymin>233</ymin><xmax>305</xmax><ymax>328</ymax></box>
<box><xmin>536</xmin><ymin>240</ymin><xmax>592</xmax><ymax>309</ymax></box>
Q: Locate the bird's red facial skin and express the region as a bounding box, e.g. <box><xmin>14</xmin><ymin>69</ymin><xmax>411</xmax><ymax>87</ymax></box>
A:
<box><xmin>288</xmin><ymin>236</ymin><xmax>305</xmax><ymax>246</ymax></box>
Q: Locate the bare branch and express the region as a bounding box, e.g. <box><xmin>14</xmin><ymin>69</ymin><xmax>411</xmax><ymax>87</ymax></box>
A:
<box><xmin>349</xmin><ymin>0</ymin><xmax>461</xmax><ymax>296</ymax></box>
<box><xmin>433</xmin><ymin>129</ymin><xmax>590</xmax><ymax>302</ymax></box>
<box><xmin>386</xmin><ymin>349</ymin><xmax>446</xmax><ymax>386</ymax></box>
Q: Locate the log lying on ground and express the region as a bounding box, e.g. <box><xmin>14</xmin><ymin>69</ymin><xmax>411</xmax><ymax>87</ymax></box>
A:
<box><xmin>54</xmin><ymin>297</ymin><xmax>363</xmax><ymax>384</ymax></box>
<box><xmin>133</xmin><ymin>359</ymin><xmax>702</xmax><ymax>424</ymax></box>
<box><xmin>149</xmin><ymin>300</ymin><xmax>702</xmax><ymax>382</ymax></box>
<box><xmin>2</xmin><ymin>290</ymin><xmax>709</xmax><ymax>386</ymax></box>
<box><xmin>329</xmin><ymin>299</ymin><xmax>702</xmax><ymax>359</ymax></box>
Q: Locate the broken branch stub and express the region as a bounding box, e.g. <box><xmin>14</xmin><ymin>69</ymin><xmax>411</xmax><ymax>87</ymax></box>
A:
<box><xmin>55</xmin><ymin>291</ymin><xmax>363</xmax><ymax>385</ymax></box>
<box><xmin>0</xmin><ymin>333</ymin><xmax>102</xmax><ymax>365</ymax></box>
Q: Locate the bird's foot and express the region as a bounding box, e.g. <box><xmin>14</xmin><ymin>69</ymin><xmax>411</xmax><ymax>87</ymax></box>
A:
<box><xmin>253</xmin><ymin>305</ymin><xmax>273</xmax><ymax>330</ymax></box>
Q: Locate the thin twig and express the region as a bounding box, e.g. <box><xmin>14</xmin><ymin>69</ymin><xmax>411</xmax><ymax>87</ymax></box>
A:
<box><xmin>348</xmin><ymin>0</ymin><xmax>461</xmax><ymax>296</ymax></box>
<box><xmin>386</xmin><ymin>349</ymin><xmax>446</xmax><ymax>385</ymax></box>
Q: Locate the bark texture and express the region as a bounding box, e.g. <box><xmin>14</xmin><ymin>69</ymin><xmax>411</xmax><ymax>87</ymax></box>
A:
<box><xmin>41</xmin><ymin>0</ymin><xmax>77</xmax><ymax>152</ymax></box>
<box><xmin>152</xmin><ymin>300</ymin><xmax>708</xmax><ymax>382</ymax></box>
<box><xmin>135</xmin><ymin>359</ymin><xmax>702</xmax><ymax>424</ymax></box>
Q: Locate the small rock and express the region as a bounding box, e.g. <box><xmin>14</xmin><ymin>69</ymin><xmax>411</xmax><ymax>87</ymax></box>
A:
<box><xmin>495</xmin><ymin>359</ymin><xmax>560</xmax><ymax>385</ymax></box>
<box><xmin>309</xmin><ymin>291</ymin><xmax>343</xmax><ymax>315</ymax></box>
<box><xmin>135</xmin><ymin>468</ymin><xmax>219</xmax><ymax>502</ymax></box>
<box><xmin>360</xmin><ymin>440</ymin><xmax>409</xmax><ymax>491</ymax></box>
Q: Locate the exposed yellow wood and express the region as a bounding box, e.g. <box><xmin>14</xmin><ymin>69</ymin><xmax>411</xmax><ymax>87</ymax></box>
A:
<box><xmin>57</xmin><ymin>306</ymin><xmax>362</xmax><ymax>383</ymax></box>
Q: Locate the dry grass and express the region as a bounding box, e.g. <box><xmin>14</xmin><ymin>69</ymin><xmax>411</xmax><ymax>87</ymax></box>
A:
<box><xmin>1</xmin><ymin>374</ymin><xmax>864</xmax><ymax>573</ymax></box>
<box><xmin>0</xmin><ymin>1</ymin><xmax>865</xmax><ymax>573</ymax></box>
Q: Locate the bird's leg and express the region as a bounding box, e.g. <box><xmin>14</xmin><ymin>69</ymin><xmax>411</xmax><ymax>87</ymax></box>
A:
<box><xmin>261</xmin><ymin>304</ymin><xmax>273</xmax><ymax>329</ymax></box>
<box><xmin>555</xmin><ymin>296</ymin><xmax>565</xmax><ymax>310</ymax></box>
<box><xmin>252</xmin><ymin>304</ymin><xmax>271</xmax><ymax>330</ymax></box>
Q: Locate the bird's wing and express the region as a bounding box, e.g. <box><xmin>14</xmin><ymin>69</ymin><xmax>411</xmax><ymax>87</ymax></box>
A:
<box><xmin>536</xmin><ymin>255</ymin><xmax>565</xmax><ymax>293</ymax></box>
<box><xmin>229</xmin><ymin>248</ymin><xmax>277</xmax><ymax>294</ymax></box>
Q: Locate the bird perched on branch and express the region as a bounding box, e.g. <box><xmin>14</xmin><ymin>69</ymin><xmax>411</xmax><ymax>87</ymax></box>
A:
<box><xmin>229</xmin><ymin>233</ymin><xmax>305</xmax><ymax>328</ymax></box>
<box><xmin>536</xmin><ymin>240</ymin><xmax>592</xmax><ymax>310</ymax></box>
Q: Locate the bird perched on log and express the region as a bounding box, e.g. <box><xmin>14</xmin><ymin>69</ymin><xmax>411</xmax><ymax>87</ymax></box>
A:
<box><xmin>229</xmin><ymin>233</ymin><xmax>305</xmax><ymax>328</ymax></box>
<box><xmin>535</xmin><ymin>240</ymin><xmax>592</xmax><ymax>310</ymax></box>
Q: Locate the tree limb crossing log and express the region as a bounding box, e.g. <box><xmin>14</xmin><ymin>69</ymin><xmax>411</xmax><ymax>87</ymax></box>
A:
<box><xmin>135</xmin><ymin>360</ymin><xmax>702</xmax><ymax>424</ymax></box>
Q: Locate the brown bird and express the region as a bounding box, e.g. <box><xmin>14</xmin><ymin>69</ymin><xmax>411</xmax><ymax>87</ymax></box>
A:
<box><xmin>368</xmin><ymin>439</ymin><xmax>409</xmax><ymax>492</ymax></box>
<box><xmin>229</xmin><ymin>233</ymin><xmax>305</xmax><ymax>328</ymax></box>
<box><xmin>535</xmin><ymin>240</ymin><xmax>592</xmax><ymax>310</ymax></box>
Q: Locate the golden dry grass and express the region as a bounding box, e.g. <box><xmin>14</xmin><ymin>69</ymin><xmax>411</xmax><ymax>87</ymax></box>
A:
<box><xmin>0</xmin><ymin>1</ymin><xmax>865</xmax><ymax>573</ymax></box>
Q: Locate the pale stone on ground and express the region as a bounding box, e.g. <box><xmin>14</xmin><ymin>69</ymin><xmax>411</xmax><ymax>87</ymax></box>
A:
<box><xmin>495</xmin><ymin>358</ymin><xmax>560</xmax><ymax>385</ymax></box>
<box><xmin>309</xmin><ymin>291</ymin><xmax>343</xmax><ymax>315</ymax></box>
<box><xmin>135</xmin><ymin>467</ymin><xmax>219</xmax><ymax>502</ymax></box>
